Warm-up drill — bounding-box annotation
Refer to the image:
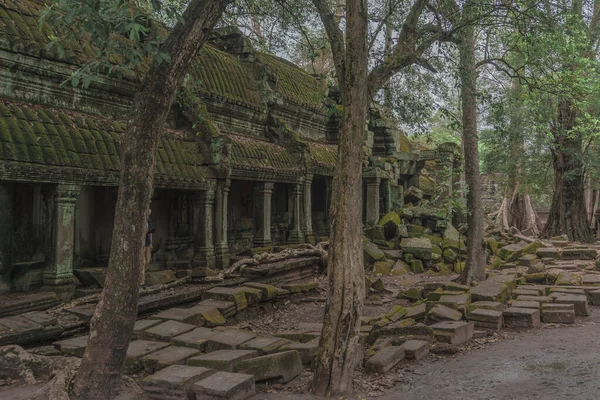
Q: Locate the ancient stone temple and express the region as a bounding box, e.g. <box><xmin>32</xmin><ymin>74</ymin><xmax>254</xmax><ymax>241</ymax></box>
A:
<box><xmin>0</xmin><ymin>0</ymin><xmax>457</xmax><ymax>300</ymax></box>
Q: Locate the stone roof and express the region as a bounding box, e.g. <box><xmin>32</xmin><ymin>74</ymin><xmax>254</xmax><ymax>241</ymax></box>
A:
<box><xmin>0</xmin><ymin>100</ymin><xmax>213</xmax><ymax>187</ymax></box>
<box><xmin>307</xmin><ymin>141</ymin><xmax>337</xmax><ymax>174</ymax></box>
<box><xmin>227</xmin><ymin>133</ymin><xmax>302</xmax><ymax>174</ymax></box>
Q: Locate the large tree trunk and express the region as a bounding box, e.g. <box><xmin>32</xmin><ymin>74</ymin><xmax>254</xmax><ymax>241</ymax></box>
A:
<box><xmin>312</xmin><ymin>0</ymin><xmax>368</xmax><ymax>395</ymax></box>
<box><xmin>457</xmin><ymin>7</ymin><xmax>486</xmax><ymax>285</ymax></box>
<box><xmin>71</xmin><ymin>1</ymin><xmax>230</xmax><ymax>398</ymax></box>
<box><xmin>541</xmin><ymin>100</ymin><xmax>592</xmax><ymax>242</ymax></box>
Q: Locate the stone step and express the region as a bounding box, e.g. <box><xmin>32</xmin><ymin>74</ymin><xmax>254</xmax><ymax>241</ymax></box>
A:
<box><xmin>188</xmin><ymin>349</ymin><xmax>258</xmax><ymax>372</ymax></box>
<box><xmin>142</xmin><ymin>365</ymin><xmax>215</xmax><ymax>400</ymax></box>
<box><xmin>138</xmin><ymin>320</ymin><xmax>196</xmax><ymax>342</ymax></box>
<box><xmin>205</xmin><ymin>329</ymin><xmax>257</xmax><ymax>352</ymax></box>
<box><xmin>171</xmin><ymin>327</ymin><xmax>219</xmax><ymax>351</ymax></box>
<box><xmin>503</xmin><ymin>307</ymin><xmax>540</xmax><ymax>328</ymax></box>
<box><xmin>143</xmin><ymin>345</ymin><xmax>201</xmax><ymax>373</ymax></box>
<box><xmin>365</xmin><ymin>346</ymin><xmax>405</xmax><ymax>373</ymax></box>
<box><xmin>192</xmin><ymin>371</ymin><xmax>255</xmax><ymax>400</ymax></box>
<box><xmin>0</xmin><ymin>292</ymin><xmax>60</xmax><ymax>318</ymax></box>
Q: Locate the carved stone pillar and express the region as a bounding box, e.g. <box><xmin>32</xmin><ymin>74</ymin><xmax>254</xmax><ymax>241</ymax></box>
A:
<box><xmin>365</xmin><ymin>177</ymin><xmax>381</xmax><ymax>225</ymax></box>
<box><xmin>0</xmin><ymin>183</ymin><xmax>13</xmax><ymax>289</ymax></box>
<box><xmin>214</xmin><ymin>179</ymin><xmax>231</xmax><ymax>269</ymax></box>
<box><xmin>254</xmin><ymin>182</ymin><xmax>274</xmax><ymax>247</ymax></box>
<box><xmin>303</xmin><ymin>175</ymin><xmax>315</xmax><ymax>244</ymax></box>
<box><xmin>288</xmin><ymin>180</ymin><xmax>304</xmax><ymax>244</ymax></box>
<box><xmin>44</xmin><ymin>184</ymin><xmax>80</xmax><ymax>301</ymax></box>
<box><xmin>192</xmin><ymin>187</ymin><xmax>215</xmax><ymax>269</ymax></box>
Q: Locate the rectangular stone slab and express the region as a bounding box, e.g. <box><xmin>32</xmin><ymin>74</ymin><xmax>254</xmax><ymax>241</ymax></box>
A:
<box><xmin>282</xmin><ymin>340</ymin><xmax>320</xmax><ymax>365</ymax></box>
<box><xmin>427</xmin><ymin>304</ymin><xmax>462</xmax><ymax>324</ymax></box>
<box><xmin>139</xmin><ymin>320</ymin><xmax>196</xmax><ymax>341</ymax></box>
<box><xmin>512</xmin><ymin>288</ymin><xmax>542</xmax><ymax>297</ymax></box>
<box><xmin>509</xmin><ymin>300</ymin><xmax>540</xmax><ymax>309</ymax></box>
<box><xmin>468</xmin><ymin>301</ymin><xmax>503</xmax><ymax>313</ymax></box>
<box><xmin>194</xmin><ymin>300</ymin><xmax>236</xmax><ymax>318</ymax></box>
<box><xmin>401</xmin><ymin>340</ymin><xmax>429</xmax><ymax>360</ymax></box>
<box><xmin>205</xmin><ymin>329</ymin><xmax>256</xmax><ymax>352</ymax></box>
<box><xmin>541</xmin><ymin>304</ymin><xmax>575</xmax><ymax>324</ymax></box>
<box><xmin>125</xmin><ymin>340</ymin><xmax>170</xmax><ymax>374</ymax></box>
<box><xmin>365</xmin><ymin>346</ymin><xmax>405</xmax><ymax>373</ymax></box>
<box><xmin>187</xmin><ymin>349</ymin><xmax>258</xmax><ymax>372</ymax></box>
<box><xmin>469</xmin><ymin>309</ymin><xmax>503</xmax><ymax>330</ymax></box>
<box><xmin>589</xmin><ymin>289</ymin><xmax>600</xmax><ymax>306</ymax></box>
<box><xmin>153</xmin><ymin>307</ymin><xmax>207</xmax><ymax>326</ymax></box>
<box><xmin>552</xmin><ymin>294</ymin><xmax>589</xmax><ymax>316</ymax></box>
<box><xmin>515</xmin><ymin>295</ymin><xmax>552</xmax><ymax>305</ymax></box>
<box><xmin>239</xmin><ymin>336</ymin><xmax>289</xmax><ymax>355</ymax></box>
<box><xmin>241</xmin><ymin>282</ymin><xmax>278</xmax><ymax>300</ymax></box>
<box><xmin>133</xmin><ymin>319</ymin><xmax>163</xmax><ymax>339</ymax></box>
<box><xmin>235</xmin><ymin>350</ymin><xmax>303</xmax><ymax>383</ymax></box>
<box><xmin>582</xmin><ymin>274</ymin><xmax>600</xmax><ymax>286</ymax></box>
<box><xmin>193</xmin><ymin>371</ymin><xmax>255</xmax><ymax>400</ymax></box>
<box><xmin>170</xmin><ymin>327</ymin><xmax>218</xmax><ymax>351</ymax></box>
<box><xmin>143</xmin><ymin>346</ymin><xmax>201</xmax><ymax>373</ymax></box>
<box><xmin>204</xmin><ymin>288</ymin><xmax>248</xmax><ymax>312</ymax></box>
<box><xmin>503</xmin><ymin>307</ymin><xmax>540</xmax><ymax>328</ymax></box>
<box><xmin>54</xmin><ymin>335</ymin><xmax>89</xmax><ymax>357</ymax></box>
<box><xmin>142</xmin><ymin>365</ymin><xmax>215</xmax><ymax>399</ymax></box>
<box><xmin>430</xmin><ymin>321</ymin><xmax>474</xmax><ymax>345</ymax></box>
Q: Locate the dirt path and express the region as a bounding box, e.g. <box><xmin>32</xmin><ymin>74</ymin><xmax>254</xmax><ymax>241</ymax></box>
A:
<box><xmin>260</xmin><ymin>308</ymin><xmax>600</xmax><ymax>400</ymax></box>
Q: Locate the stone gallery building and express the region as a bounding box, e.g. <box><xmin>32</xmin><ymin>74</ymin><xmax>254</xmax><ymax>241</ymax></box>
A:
<box><xmin>0</xmin><ymin>0</ymin><xmax>457</xmax><ymax>299</ymax></box>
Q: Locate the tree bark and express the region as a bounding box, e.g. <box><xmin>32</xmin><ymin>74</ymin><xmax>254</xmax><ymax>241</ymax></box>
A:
<box><xmin>541</xmin><ymin>100</ymin><xmax>592</xmax><ymax>242</ymax></box>
<box><xmin>457</xmin><ymin>5</ymin><xmax>486</xmax><ymax>285</ymax></box>
<box><xmin>312</xmin><ymin>0</ymin><xmax>368</xmax><ymax>395</ymax></box>
<box><xmin>71</xmin><ymin>1</ymin><xmax>230</xmax><ymax>398</ymax></box>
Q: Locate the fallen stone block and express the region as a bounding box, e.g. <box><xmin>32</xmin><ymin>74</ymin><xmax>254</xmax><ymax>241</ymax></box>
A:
<box><xmin>133</xmin><ymin>319</ymin><xmax>163</xmax><ymax>339</ymax></box>
<box><xmin>541</xmin><ymin>303</ymin><xmax>575</xmax><ymax>324</ymax></box>
<box><xmin>427</xmin><ymin>304</ymin><xmax>462</xmax><ymax>324</ymax></box>
<box><xmin>283</xmin><ymin>340</ymin><xmax>320</xmax><ymax>365</ymax></box>
<box><xmin>512</xmin><ymin>287</ymin><xmax>543</xmax><ymax>297</ymax></box>
<box><xmin>498</xmin><ymin>241</ymin><xmax>528</xmax><ymax>262</ymax></box>
<box><xmin>239</xmin><ymin>336</ymin><xmax>289</xmax><ymax>355</ymax></box>
<box><xmin>399</xmin><ymin>288</ymin><xmax>422</xmax><ymax>301</ymax></box>
<box><xmin>139</xmin><ymin>320</ymin><xmax>196</xmax><ymax>342</ymax></box>
<box><xmin>142</xmin><ymin>365</ymin><xmax>215</xmax><ymax>400</ymax></box>
<box><xmin>196</xmin><ymin>300</ymin><xmax>236</xmax><ymax>318</ymax></box>
<box><xmin>235</xmin><ymin>350</ymin><xmax>303</xmax><ymax>383</ymax></box>
<box><xmin>171</xmin><ymin>327</ymin><xmax>218</xmax><ymax>351</ymax></box>
<box><xmin>503</xmin><ymin>307</ymin><xmax>540</xmax><ymax>328</ymax></box>
<box><xmin>281</xmin><ymin>281</ymin><xmax>319</xmax><ymax>294</ymax></box>
<box><xmin>204</xmin><ymin>288</ymin><xmax>248</xmax><ymax>312</ymax></box>
<box><xmin>206</xmin><ymin>329</ymin><xmax>256</xmax><ymax>352</ymax></box>
<box><xmin>509</xmin><ymin>300</ymin><xmax>540</xmax><ymax>309</ymax></box>
<box><xmin>186</xmin><ymin>304</ymin><xmax>227</xmax><ymax>327</ymax></box>
<box><xmin>401</xmin><ymin>340</ymin><xmax>429</xmax><ymax>360</ymax></box>
<box><xmin>64</xmin><ymin>304</ymin><xmax>96</xmax><ymax>323</ymax></box>
<box><xmin>562</xmin><ymin>247</ymin><xmax>596</xmax><ymax>260</ymax></box>
<box><xmin>470</xmin><ymin>281</ymin><xmax>509</xmax><ymax>303</ymax></box>
<box><xmin>430</xmin><ymin>321</ymin><xmax>474</xmax><ymax>345</ymax></box>
<box><xmin>188</xmin><ymin>350</ymin><xmax>258</xmax><ymax>372</ymax></box>
<box><xmin>438</xmin><ymin>293</ymin><xmax>470</xmax><ymax>316</ymax></box>
<box><xmin>153</xmin><ymin>307</ymin><xmax>207</xmax><ymax>327</ymax></box>
<box><xmin>582</xmin><ymin>274</ymin><xmax>600</xmax><ymax>287</ymax></box>
<box><xmin>146</xmin><ymin>270</ymin><xmax>176</xmax><ymax>286</ymax></box>
<box><xmin>365</xmin><ymin>346</ymin><xmax>405</xmax><ymax>373</ymax></box>
<box><xmin>385</xmin><ymin>305</ymin><xmax>408</xmax><ymax>322</ymax></box>
<box><xmin>552</xmin><ymin>294</ymin><xmax>589</xmax><ymax>316</ymax></box>
<box><xmin>143</xmin><ymin>345</ymin><xmax>201</xmax><ymax>373</ymax></box>
<box><xmin>515</xmin><ymin>295</ymin><xmax>552</xmax><ymax>305</ymax></box>
<box><xmin>193</xmin><ymin>371</ymin><xmax>255</xmax><ymax>400</ymax></box>
<box><xmin>549</xmin><ymin>286</ymin><xmax>586</xmax><ymax>295</ymax></box>
<box><xmin>589</xmin><ymin>289</ymin><xmax>600</xmax><ymax>306</ymax></box>
<box><xmin>275</xmin><ymin>330</ymin><xmax>320</xmax><ymax>343</ymax></box>
<box><xmin>241</xmin><ymin>282</ymin><xmax>278</xmax><ymax>301</ymax></box>
<box><xmin>536</xmin><ymin>247</ymin><xmax>560</xmax><ymax>259</ymax></box>
<box><xmin>556</xmin><ymin>271</ymin><xmax>583</xmax><ymax>286</ymax></box>
<box><xmin>468</xmin><ymin>301</ymin><xmax>503</xmax><ymax>313</ymax></box>
<box><xmin>53</xmin><ymin>335</ymin><xmax>88</xmax><ymax>357</ymax></box>
<box><xmin>468</xmin><ymin>309</ymin><xmax>502</xmax><ymax>330</ymax></box>
<box><xmin>125</xmin><ymin>340</ymin><xmax>170</xmax><ymax>374</ymax></box>
<box><xmin>405</xmin><ymin>303</ymin><xmax>427</xmax><ymax>322</ymax></box>
<box><xmin>238</xmin><ymin>287</ymin><xmax>263</xmax><ymax>306</ymax></box>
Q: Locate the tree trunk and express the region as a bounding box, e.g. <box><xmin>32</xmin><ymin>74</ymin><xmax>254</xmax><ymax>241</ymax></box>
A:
<box><xmin>541</xmin><ymin>100</ymin><xmax>592</xmax><ymax>242</ymax></box>
<box><xmin>71</xmin><ymin>1</ymin><xmax>230</xmax><ymax>398</ymax></box>
<box><xmin>457</xmin><ymin>9</ymin><xmax>486</xmax><ymax>285</ymax></box>
<box><xmin>312</xmin><ymin>0</ymin><xmax>368</xmax><ymax>395</ymax></box>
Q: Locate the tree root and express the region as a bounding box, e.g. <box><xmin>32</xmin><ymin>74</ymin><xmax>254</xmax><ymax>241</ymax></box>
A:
<box><xmin>206</xmin><ymin>242</ymin><xmax>329</xmax><ymax>282</ymax></box>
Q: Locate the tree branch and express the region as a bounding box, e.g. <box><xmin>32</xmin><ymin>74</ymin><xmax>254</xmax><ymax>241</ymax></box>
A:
<box><xmin>311</xmin><ymin>0</ymin><xmax>345</xmax><ymax>89</ymax></box>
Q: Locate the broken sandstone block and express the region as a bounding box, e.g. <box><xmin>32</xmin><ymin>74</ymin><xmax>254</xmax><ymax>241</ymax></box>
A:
<box><xmin>503</xmin><ymin>307</ymin><xmax>540</xmax><ymax>328</ymax></box>
<box><xmin>365</xmin><ymin>346</ymin><xmax>405</xmax><ymax>373</ymax></box>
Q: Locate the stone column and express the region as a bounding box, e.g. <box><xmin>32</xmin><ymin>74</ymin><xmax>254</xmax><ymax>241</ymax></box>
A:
<box><xmin>381</xmin><ymin>179</ymin><xmax>392</xmax><ymax>215</ymax></box>
<box><xmin>365</xmin><ymin>177</ymin><xmax>381</xmax><ymax>225</ymax></box>
<box><xmin>324</xmin><ymin>178</ymin><xmax>332</xmax><ymax>236</ymax></box>
<box><xmin>288</xmin><ymin>180</ymin><xmax>304</xmax><ymax>244</ymax></box>
<box><xmin>303</xmin><ymin>175</ymin><xmax>315</xmax><ymax>244</ymax></box>
<box><xmin>214</xmin><ymin>179</ymin><xmax>231</xmax><ymax>269</ymax></box>
<box><xmin>254</xmin><ymin>182</ymin><xmax>274</xmax><ymax>247</ymax></box>
<box><xmin>0</xmin><ymin>183</ymin><xmax>14</xmax><ymax>289</ymax></box>
<box><xmin>192</xmin><ymin>187</ymin><xmax>215</xmax><ymax>269</ymax></box>
<box><xmin>44</xmin><ymin>184</ymin><xmax>80</xmax><ymax>301</ymax></box>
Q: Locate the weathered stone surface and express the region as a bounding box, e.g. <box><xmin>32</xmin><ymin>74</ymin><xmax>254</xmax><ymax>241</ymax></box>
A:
<box><xmin>241</xmin><ymin>282</ymin><xmax>278</xmax><ymax>300</ymax></box>
<box><xmin>206</xmin><ymin>329</ymin><xmax>256</xmax><ymax>351</ymax></box>
<box><xmin>204</xmin><ymin>288</ymin><xmax>248</xmax><ymax>312</ymax></box>
<box><xmin>193</xmin><ymin>371</ymin><xmax>255</xmax><ymax>400</ymax></box>
<box><xmin>283</xmin><ymin>340</ymin><xmax>320</xmax><ymax>365</ymax></box>
<box><xmin>239</xmin><ymin>336</ymin><xmax>289</xmax><ymax>355</ymax></box>
<box><xmin>153</xmin><ymin>307</ymin><xmax>207</xmax><ymax>327</ymax></box>
<box><xmin>125</xmin><ymin>340</ymin><xmax>170</xmax><ymax>374</ymax></box>
<box><xmin>549</xmin><ymin>286</ymin><xmax>586</xmax><ymax>295</ymax></box>
<box><xmin>399</xmin><ymin>288</ymin><xmax>422</xmax><ymax>301</ymax></box>
<box><xmin>430</xmin><ymin>321</ymin><xmax>474</xmax><ymax>345</ymax></box>
<box><xmin>509</xmin><ymin>300</ymin><xmax>540</xmax><ymax>309</ymax></box>
<box><xmin>373</xmin><ymin>260</ymin><xmax>395</xmax><ymax>275</ymax></box>
<box><xmin>541</xmin><ymin>303</ymin><xmax>575</xmax><ymax>324</ymax></box>
<box><xmin>438</xmin><ymin>293</ymin><xmax>470</xmax><ymax>316</ymax></box>
<box><xmin>171</xmin><ymin>327</ymin><xmax>218</xmax><ymax>351</ymax></box>
<box><xmin>391</xmin><ymin>260</ymin><xmax>410</xmax><ymax>275</ymax></box>
<box><xmin>196</xmin><ymin>300</ymin><xmax>236</xmax><ymax>318</ymax></box>
<box><xmin>513</xmin><ymin>288</ymin><xmax>543</xmax><ymax>297</ymax></box>
<box><xmin>143</xmin><ymin>345</ymin><xmax>201</xmax><ymax>373</ymax></box>
<box><xmin>187</xmin><ymin>304</ymin><xmax>227</xmax><ymax>327</ymax></box>
<box><xmin>365</xmin><ymin>346</ymin><xmax>405</xmax><ymax>373</ymax></box>
<box><xmin>468</xmin><ymin>301</ymin><xmax>503</xmax><ymax>313</ymax></box>
<box><xmin>401</xmin><ymin>340</ymin><xmax>429</xmax><ymax>360</ymax></box>
<box><xmin>427</xmin><ymin>304</ymin><xmax>462</xmax><ymax>324</ymax></box>
<box><xmin>53</xmin><ymin>335</ymin><xmax>88</xmax><ymax>357</ymax></box>
<box><xmin>405</xmin><ymin>303</ymin><xmax>427</xmax><ymax>322</ymax></box>
<box><xmin>21</xmin><ymin>311</ymin><xmax>57</xmax><ymax>327</ymax></box>
<box><xmin>552</xmin><ymin>294</ymin><xmax>589</xmax><ymax>316</ymax></box>
<box><xmin>400</xmin><ymin>238</ymin><xmax>432</xmax><ymax>260</ymax></box>
<box><xmin>146</xmin><ymin>270</ymin><xmax>176</xmax><ymax>286</ymax></box>
<box><xmin>139</xmin><ymin>320</ymin><xmax>196</xmax><ymax>342</ymax></box>
<box><xmin>238</xmin><ymin>287</ymin><xmax>263</xmax><ymax>305</ymax></box>
<box><xmin>188</xmin><ymin>350</ymin><xmax>258</xmax><ymax>372</ymax></box>
<box><xmin>385</xmin><ymin>305</ymin><xmax>408</xmax><ymax>322</ymax></box>
<box><xmin>556</xmin><ymin>271</ymin><xmax>583</xmax><ymax>286</ymax></box>
<box><xmin>468</xmin><ymin>309</ymin><xmax>502</xmax><ymax>330</ymax></box>
<box><xmin>582</xmin><ymin>274</ymin><xmax>600</xmax><ymax>286</ymax></box>
<box><xmin>503</xmin><ymin>307</ymin><xmax>540</xmax><ymax>328</ymax></box>
<box><xmin>364</xmin><ymin>242</ymin><xmax>386</xmax><ymax>265</ymax></box>
<box><xmin>470</xmin><ymin>281</ymin><xmax>509</xmax><ymax>302</ymax></box>
<box><xmin>64</xmin><ymin>304</ymin><xmax>96</xmax><ymax>322</ymax></box>
<box><xmin>275</xmin><ymin>330</ymin><xmax>320</xmax><ymax>343</ymax></box>
<box><xmin>281</xmin><ymin>281</ymin><xmax>318</xmax><ymax>293</ymax></box>
<box><xmin>589</xmin><ymin>289</ymin><xmax>600</xmax><ymax>306</ymax></box>
<box><xmin>536</xmin><ymin>247</ymin><xmax>560</xmax><ymax>259</ymax></box>
<box><xmin>515</xmin><ymin>295</ymin><xmax>552</xmax><ymax>305</ymax></box>
<box><xmin>498</xmin><ymin>241</ymin><xmax>528</xmax><ymax>262</ymax></box>
<box><xmin>236</xmin><ymin>350</ymin><xmax>303</xmax><ymax>383</ymax></box>
<box><xmin>133</xmin><ymin>319</ymin><xmax>163</xmax><ymax>339</ymax></box>
<box><xmin>142</xmin><ymin>365</ymin><xmax>215</xmax><ymax>400</ymax></box>
<box><xmin>562</xmin><ymin>247</ymin><xmax>596</xmax><ymax>260</ymax></box>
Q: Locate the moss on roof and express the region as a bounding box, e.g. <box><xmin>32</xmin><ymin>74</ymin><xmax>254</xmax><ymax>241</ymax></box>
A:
<box><xmin>258</xmin><ymin>53</ymin><xmax>326</xmax><ymax>109</ymax></box>
<box><xmin>228</xmin><ymin>133</ymin><xmax>301</xmax><ymax>173</ymax></box>
<box><xmin>308</xmin><ymin>141</ymin><xmax>337</xmax><ymax>170</ymax></box>
<box><xmin>0</xmin><ymin>100</ymin><xmax>212</xmax><ymax>185</ymax></box>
